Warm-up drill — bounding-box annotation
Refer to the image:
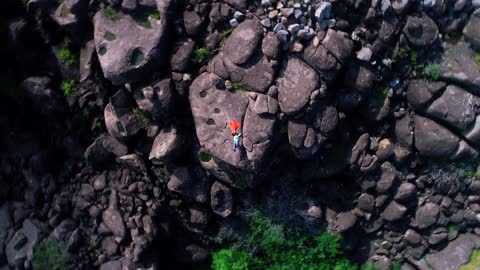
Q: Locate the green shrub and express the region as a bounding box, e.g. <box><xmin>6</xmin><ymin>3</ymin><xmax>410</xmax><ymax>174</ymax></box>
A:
<box><xmin>147</xmin><ymin>9</ymin><xmax>161</xmax><ymax>20</ymax></box>
<box><xmin>212</xmin><ymin>213</ymin><xmax>358</xmax><ymax>270</ymax></box>
<box><xmin>57</xmin><ymin>47</ymin><xmax>78</xmax><ymax>66</ymax></box>
<box><xmin>133</xmin><ymin>108</ymin><xmax>151</xmax><ymax>128</ymax></box>
<box><xmin>193</xmin><ymin>48</ymin><xmax>212</xmax><ymax>64</ymax></box>
<box><xmin>460</xmin><ymin>249</ymin><xmax>480</xmax><ymax>270</ymax></box>
<box><xmin>60</xmin><ymin>80</ymin><xmax>75</xmax><ymax>96</ymax></box>
<box><xmin>103</xmin><ymin>6</ymin><xmax>117</xmax><ymax>21</ymax></box>
<box><xmin>232</xmin><ymin>83</ymin><xmax>249</xmax><ymax>91</ymax></box>
<box><xmin>448</xmin><ymin>224</ymin><xmax>459</xmax><ymax>233</ymax></box>
<box><xmin>424</xmin><ymin>64</ymin><xmax>441</xmax><ymax>80</ymax></box>
<box><xmin>32</xmin><ymin>239</ymin><xmax>67</xmax><ymax>270</ymax></box>
<box><xmin>199</xmin><ymin>152</ymin><xmax>212</xmax><ymax>162</ymax></box>
<box><xmin>212</xmin><ymin>249</ymin><xmax>249</xmax><ymax>270</ymax></box>
<box><xmin>475</xmin><ymin>53</ymin><xmax>480</xmax><ymax>69</ymax></box>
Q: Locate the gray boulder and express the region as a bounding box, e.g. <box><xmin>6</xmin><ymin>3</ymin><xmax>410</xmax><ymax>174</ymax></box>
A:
<box><xmin>50</xmin><ymin>0</ymin><xmax>89</xmax><ymax>34</ymax></box>
<box><xmin>406</xmin><ymin>80</ymin><xmax>446</xmax><ymax>110</ymax></box>
<box><xmin>321</xmin><ymin>29</ymin><xmax>354</xmax><ymax>65</ymax></box>
<box><xmin>415</xmin><ymin>202</ymin><xmax>439</xmax><ymax>229</ymax></box>
<box><xmin>395</xmin><ymin>182</ymin><xmax>416</xmax><ymax>202</ymax></box>
<box><xmin>167</xmin><ymin>167</ymin><xmax>210</xmax><ymax>204</ymax></box>
<box><xmin>189</xmin><ymin>72</ymin><xmax>276</xmax><ymax>171</ymax></box>
<box><xmin>403</xmin><ymin>13</ymin><xmax>438</xmax><ymax>47</ymax></box>
<box><xmin>84</xmin><ymin>135</ymin><xmax>128</xmax><ymax>168</ymax></box>
<box><xmin>5</xmin><ymin>220</ymin><xmax>40</xmax><ymax>268</ymax></box>
<box><xmin>210</xmin><ymin>181</ymin><xmax>233</xmax><ymax>218</ymax></box>
<box><xmin>93</xmin><ymin>1</ymin><xmax>171</xmax><ymax>85</ymax></box>
<box><xmin>301</xmin><ymin>40</ymin><xmax>339</xmax><ymax>81</ymax></box>
<box><xmin>418</xmin><ymin>234</ymin><xmax>480</xmax><ymax>270</ymax></box>
<box><xmin>381</xmin><ymin>201</ymin><xmax>407</xmax><ymax>222</ymax></box>
<box><xmin>171</xmin><ymin>39</ymin><xmax>195</xmax><ymax>71</ymax></box>
<box><xmin>105</xmin><ymin>89</ymin><xmax>141</xmax><ymax>140</ymax></box>
<box><xmin>149</xmin><ymin>127</ymin><xmax>186</xmax><ymax>163</ymax></box>
<box><xmin>464</xmin><ymin>14</ymin><xmax>480</xmax><ymax>49</ymax></box>
<box><xmin>277</xmin><ymin>56</ymin><xmax>320</xmax><ymax>116</ymax></box>
<box><xmin>133</xmin><ymin>78</ymin><xmax>173</xmax><ymax>122</ymax></box>
<box><xmin>376</xmin><ymin>162</ymin><xmax>397</xmax><ymax>194</ymax></box>
<box><xmin>117</xmin><ymin>154</ymin><xmax>147</xmax><ymax>174</ymax></box>
<box><xmin>225</xmin><ymin>19</ymin><xmax>263</xmax><ymax>65</ymax></box>
<box><xmin>102</xmin><ymin>190</ymin><xmax>126</xmax><ymax>240</ymax></box>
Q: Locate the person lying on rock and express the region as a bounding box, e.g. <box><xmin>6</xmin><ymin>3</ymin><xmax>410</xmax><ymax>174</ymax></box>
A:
<box><xmin>233</xmin><ymin>132</ymin><xmax>242</xmax><ymax>152</ymax></box>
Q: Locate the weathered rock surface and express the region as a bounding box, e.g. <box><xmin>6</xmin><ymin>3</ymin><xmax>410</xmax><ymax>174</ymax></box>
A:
<box><xmin>168</xmin><ymin>167</ymin><xmax>209</xmax><ymax>204</ymax></box>
<box><xmin>149</xmin><ymin>127</ymin><xmax>186</xmax><ymax>163</ymax></box>
<box><xmin>381</xmin><ymin>201</ymin><xmax>407</xmax><ymax>222</ymax></box>
<box><xmin>5</xmin><ymin>220</ymin><xmax>40</xmax><ymax>268</ymax></box>
<box><xmin>104</xmin><ymin>89</ymin><xmax>141</xmax><ymax>140</ymax></box>
<box><xmin>93</xmin><ymin>2</ymin><xmax>171</xmax><ymax>85</ymax></box>
<box><xmin>463</xmin><ymin>14</ymin><xmax>480</xmax><ymax>49</ymax></box>
<box><xmin>189</xmin><ymin>72</ymin><xmax>276</xmax><ymax>171</ymax></box>
<box><xmin>210</xmin><ymin>181</ymin><xmax>233</xmax><ymax>218</ymax></box>
<box><xmin>102</xmin><ymin>190</ymin><xmax>126</xmax><ymax>240</ymax></box>
<box><xmin>403</xmin><ymin>13</ymin><xmax>438</xmax><ymax>47</ymax></box>
<box><xmin>415</xmin><ymin>203</ymin><xmax>439</xmax><ymax>230</ymax></box>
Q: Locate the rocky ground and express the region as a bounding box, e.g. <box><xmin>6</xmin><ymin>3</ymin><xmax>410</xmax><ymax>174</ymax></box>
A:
<box><xmin>1</xmin><ymin>0</ymin><xmax>480</xmax><ymax>269</ymax></box>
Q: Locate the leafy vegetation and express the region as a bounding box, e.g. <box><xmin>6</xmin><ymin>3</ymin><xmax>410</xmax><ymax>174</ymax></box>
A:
<box><xmin>448</xmin><ymin>224</ymin><xmax>459</xmax><ymax>233</ymax></box>
<box><xmin>132</xmin><ymin>14</ymin><xmax>152</xmax><ymax>29</ymax></box>
<box><xmin>199</xmin><ymin>152</ymin><xmax>212</xmax><ymax>162</ymax></box>
<box><xmin>475</xmin><ymin>52</ymin><xmax>480</xmax><ymax>69</ymax></box>
<box><xmin>133</xmin><ymin>108</ymin><xmax>151</xmax><ymax>128</ymax></box>
<box><xmin>57</xmin><ymin>47</ymin><xmax>78</xmax><ymax>66</ymax></box>
<box><xmin>445</xmin><ymin>32</ymin><xmax>463</xmax><ymax>44</ymax></box>
<box><xmin>424</xmin><ymin>64</ymin><xmax>441</xmax><ymax>80</ymax></box>
<box><xmin>60</xmin><ymin>80</ymin><xmax>75</xmax><ymax>96</ymax></box>
<box><xmin>220</xmin><ymin>28</ymin><xmax>234</xmax><ymax>44</ymax></box>
<box><xmin>147</xmin><ymin>9</ymin><xmax>161</xmax><ymax>20</ymax></box>
<box><xmin>32</xmin><ymin>239</ymin><xmax>68</xmax><ymax>270</ymax></box>
<box><xmin>232</xmin><ymin>83</ymin><xmax>249</xmax><ymax>91</ymax></box>
<box><xmin>103</xmin><ymin>6</ymin><xmax>117</xmax><ymax>21</ymax></box>
<box><xmin>460</xmin><ymin>249</ymin><xmax>480</xmax><ymax>270</ymax></box>
<box><xmin>193</xmin><ymin>48</ymin><xmax>212</xmax><ymax>64</ymax></box>
<box><xmin>370</xmin><ymin>85</ymin><xmax>389</xmax><ymax>109</ymax></box>
<box><xmin>212</xmin><ymin>213</ymin><xmax>359</xmax><ymax>270</ymax></box>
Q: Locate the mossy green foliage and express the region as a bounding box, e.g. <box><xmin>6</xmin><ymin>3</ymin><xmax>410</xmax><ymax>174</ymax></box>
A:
<box><xmin>474</xmin><ymin>53</ymin><xmax>480</xmax><ymax>69</ymax></box>
<box><xmin>133</xmin><ymin>108</ymin><xmax>151</xmax><ymax>128</ymax></box>
<box><xmin>132</xmin><ymin>15</ymin><xmax>152</xmax><ymax>29</ymax></box>
<box><xmin>103</xmin><ymin>6</ymin><xmax>117</xmax><ymax>21</ymax></box>
<box><xmin>361</xmin><ymin>264</ymin><xmax>378</xmax><ymax>270</ymax></box>
<box><xmin>233</xmin><ymin>83</ymin><xmax>249</xmax><ymax>91</ymax></box>
<box><xmin>32</xmin><ymin>239</ymin><xmax>67</xmax><ymax>270</ymax></box>
<box><xmin>424</xmin><ymin>64</ymin><xmax>441</xmax><ymax>80</ymax></box>
<box><xmin>445</xmin><ymin>32</ymin><xmax>463</xmax><ymax>44</ymax></box>
<box><xmin>212</xmin><ymin>214</ymin><xmax>358</xmax><ymax>270</ymax></box>
<box><xmin>434</xmin><ymin>158</ymin><xmax>480</xmax><ymax>178</ymax></box>
<box><xmin>60</xmin><ymin>80</ymin><xmax>75</xmax><ymax>96</ymax></box>
<box><xmin>460</xmin><ymin>249</ymin><xmax>480</xmax><ymax>270</ymax></box>
<box><xmin>147</xmin><ymin>9</ymin><xmax>161</xmax><ymax>20</ymax></box>
<box><xmin>448</xmin><ymin>224</ymin><xmax>459</xmax><ymax>233</ymax></box>
<box><xmin>193</xmin><ymin>48</ymin><xmax>212</xmax><ymax>64</ymax></box>
<box><xmin>220</xmin><ymin>28</ymin><xmax>234</xmax><ymax>44</ymax></box>
<box><xmin>199</xmin><ymin>152</ymin><xmax>212</xmax><ymax>162</ymax></box>
<box><xmin>57</xmin><ymin>47</ymin><xmax>78</xmax><ymax>66</ymax></box>
<box><xmin>370</xmin><ymin>85</ymin><xmax>388</xmax><ymax>109</ymax></box>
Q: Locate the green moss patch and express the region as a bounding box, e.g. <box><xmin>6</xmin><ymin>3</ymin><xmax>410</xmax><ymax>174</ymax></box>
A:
<box><xmin>460</xmin><ymin>249</ymin><xmax>480</xmax><ymax>270</ymax></box>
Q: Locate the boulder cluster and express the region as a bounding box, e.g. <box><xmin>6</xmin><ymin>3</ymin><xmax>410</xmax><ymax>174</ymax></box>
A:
<box><xmin>2</xmin><ymin>0</ymin><xmax>480</xmax><ymax>269</ymax></box>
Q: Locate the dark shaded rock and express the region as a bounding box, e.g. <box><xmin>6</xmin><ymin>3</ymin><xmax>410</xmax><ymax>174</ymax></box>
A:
<box><xmin>344</xmin><ymin>62</ymin><xmax>376</xmax><ymax>92</ymax></box>
<box><xmin>335</xmin><ymin>211</ymin><xmax>357</xmax><ymax>232</ymax></box>
<box><xmin>288</xmin><ymin>120</ymin><xmax>307</xmax><ymax>148</ymax></box>
<box><xmin>21</xmin><ymin>77</ymin><xmax>66</xmax><ymax>117</ymax></box>
<box><xmin>321</xmin><ymin>29</ymin><xmax>354</xmax><ymax>65</ymax></box>
<box><xmin>105</xmin><ymin>89</ymin><xmax>140</xmax><ymax>140</ymax></box>
<box><xmin>350</xmin><ymin>133</ymin><xmax>370</xmax><ymax>166</ymax></box>
<box><xmin>395</xmin><ymin>182</ymin><xmax>416</xmax><ymax>202</ymax></box>
<box><xmin>168</xmin><ymin>167</ymin><xmax>209</xmax><ymax>204</ymax></box>
<box><xmin>171</xmin><ymin>39</ymin><xmax>195</xmax><ymax>71</ymax></box>
<box><xmin>405</xmin><ymin>229</ymin><xmax>423</xmax><ymax>246</ymax></box>
<box><xmin>210</xmin><ymin>181</ymin><xmax>233</xmax><ymax>218</ymax></box>
<box><xmin>175</xmin><ymin>244</ymin><xmax>209</xmax><ymax>264</ymax></box>
<box><xmin>149</xmin><ymin>127</ymin><xmax>186</xmax><ymax>163</ymax></box>
<box><xmin>357</xmin><ymin>193</ymin><xmax>374</xmax><ymax>212</ymax></box>
<box><xmin>463</xmin><ymin>14</ymin><xmax>480</xmax><ymax>49</ymax></box>
<box><xmin>80</xmin><ymin>40</ymin><xmax>96</xmax><ymax>82</ymax></box>
<box><xmin>133</xmin><ymin>78</ymin><xmax>174</xmax><ymax>122</ymax></box>
<box><xmin>406</xmin><ymin>80</ymin><xmax>446</xmax><ymax>110</ymax></box>
<box><xmin>301</xmin><ymin>41</ymin><xmax>339</xmax><ymax>81</ymax></box>
<box><xmin>224</xmin><ymin>0</ymin><xmax>247</xmax><ymax>10</ymax></box>
<box><xmin>395</xmin><ymin>114</ymin><xmax>412</xmax><ymax>148</ymax></box>
<box><xmin>117</xmin><ymin>154</ymin><xmax>147</xmax><ymax>174</ymax></box>
<box><xmin>101</xmin><ymin>237</ymin><xmax>118</xmax><ymax>257</ymax></box>
<box><xmin>377</xmin><ymin>162</ymin><xmax>397</xmax><ymax>194</ymax></box>
<box><xmin>100</xmin><ymin>260</ymin><xmax>122</xmax><ymax>270</ymax></box>
<box><xmin>183</xmin><ymin>11</ymin><xmax>203</xmax><ymax>36</ymax></box>
<box><xmin>403</xmin><ymin>13</ymin><xmax>438</xmax><ymax>47</ymax></box>
<box><xmin>428</xmin><ymin>227</ymin><xmax>448</xmax><ymax>245</ymax></box>
<box><xmin>415</xmin><ymin>202</ymin><xmax>439</xmax><ymax>229</ymax></box>
<box><xmin>381</xmin><ymin>201</ymin><xmax>407</xmax><ymax>222</ymax></box>
<box><xmin>277</xmin><ymin>56</ymin><xmax>319</xmax><ymax>115</ymax></box>
<box><xmin>5</xmin><ymin>219</ymin><xmax>40</xmax><ymax>268</ymax></box>
<box><xmin>413</xmin><ymin>115</ymin><xmax>459</xmax><ymax>159</ymax></box>
<box><xmin>102</xmin><ymin>190</ymin><xmax>126</xmax><ymax>240</ymax></box>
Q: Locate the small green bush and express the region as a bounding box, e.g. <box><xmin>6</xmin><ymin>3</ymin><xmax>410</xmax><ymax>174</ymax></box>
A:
<box><xmin>448</xmin><ymin>224</ymin><xmax>459</xmax><ymax>233</ymax></box>
<box><xmin>193</xmin><ymin>48</ymin><xmax>212</xmax><ymax>64</ymax></box>
<box><xmin>232</xmin><ymin>83</ymin><xmax>249</xmax><ymax>91</ymax></box>
<box><xmin>57</xmin><ymin>47</ymin><xmax>78</xmax><ymax>66</ymax></box>
<box><xmin>474</xmin><ymin>53</ymin><xmax>480</xmax><ymax>69</ymax></box>
<box><xmin>424</xmin><ymin>64</ymin><xmax>441</xmax><ymax>80</ymax></box>
<box><xmin>132</xmin><ymin>15</ymin><xmax>152</xmax><ymax>29</ymax></box>
<box><xmin>199</xmin><ymin>152</ymin><xmax>212</xmax><ymax>162</ymax></box>
<box><xmin>133</xmin><ymin>108</ymin><xmax>151</xmax><ymax>128</ymax></box>
<box><xmin>212</xmin><ymin>213</ymin><xmax>358</xmax><ymax>270</ymax></box>
<box><xmin>60</xmin><ymin>80</ymin><xmax>75</xmax><ymax>96</ymax></box>
<box><xmin>147</xmin><ymin>10</ymin><xmax>161</xmax><ymax>20</ymax></box>
<box><xmin>103</xmin><ymin>6</ymin><xmax>117</xmax><ymax>21</ymax></box>
<box><xmin>32</xmin><ymin>239</ymin><xmax>67</xmax><ymax>270</ymax></box>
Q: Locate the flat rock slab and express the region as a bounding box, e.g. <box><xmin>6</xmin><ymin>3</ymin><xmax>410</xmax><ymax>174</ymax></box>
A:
<box><xmin>277</xmin><ymin>55</ymin><xmax>320</xmax><ymax>115</ymax></box>
<box><xmin>93</xmin><ymin>1</ymin><xmax>170</xmax><ymax>85</ymax></box>
<box><xmin>440</xmin><ymin>41</ymin><xmax>480</xmax><ymax>94</ymax></box>
<box><xmin>189</xmin><ymin>72</ymin><xmax>276</xmax><ymax>171</ymax></box>
<box><xmin>411</xmin><ymin>233</ymin><xmax>480</xmax><ymax>270</ymax></box>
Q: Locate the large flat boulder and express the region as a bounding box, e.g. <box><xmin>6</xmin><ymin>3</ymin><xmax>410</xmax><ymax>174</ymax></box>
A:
<box><xmin>463</xmin><ymin>14</ymin><xmax>480</xmax><ymax>49</ymax></box>
<box><xmin>93</xmin><ymin>1</ymin><xmax>171</xmax><ymax>85</ymax></box>
<box><xmin>277</xmin><ymin>56</ymin><xmax>320</xmax><ymax>116</ymax></box>
<box><xmin>189</xmin><ymin>72</ymin><xmax>276</xmax><ymax>171</ymax></box>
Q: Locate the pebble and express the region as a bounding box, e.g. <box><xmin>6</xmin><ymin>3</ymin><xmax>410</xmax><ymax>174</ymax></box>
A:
<box><xmin>229</xmin><ymin>18</ymin><xmax>239</xmax><ymax>27</ymax></box>
<box><xmin>357</xmin><ymin>47</ymin><xmax>372</xmax><ymax>62</ymax></box>
<box><xmin>314</xmin><ymin>2</ymin><xmax>332</xmax><ymax>21</ymax></box>
<box><xmin>233</xmin><ymin>11</ymin><xmax>245</xmax><ymax>21</ymax></box>
<box><xmin>276</xmin><ymin>30</ymin><xmax>289</xmax><ymax>43</ymax></box>
<box><xmin>287</xmin><ymin>23</ymin><xmax>300</xmax><ymax>35</ymax></box>
<box><xmin>268</xmin><ymin>10</ymin><xmax>279</xmax><ymax>19</ymax></box>
<box><xmin>261</xmin><ymin>18</ymin><xmax>272</xmax><ymax>28</ymax></box>
<box><xmin>423</xmin><ymin>0</ymin><xmax>436</xmax><ymax>9</ymax></box>
<box><xmin>273</xmin><ymin>23</ymin><xmax>284</xmax><ymax>33</ymax></box>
